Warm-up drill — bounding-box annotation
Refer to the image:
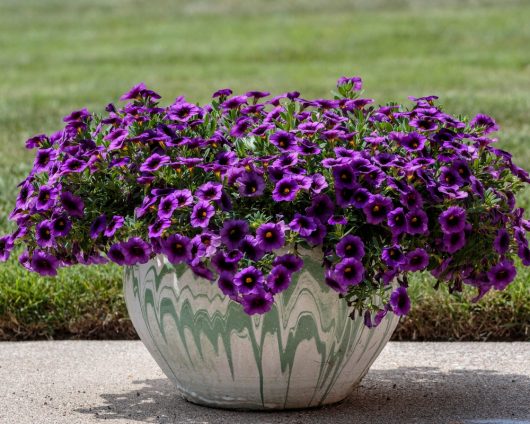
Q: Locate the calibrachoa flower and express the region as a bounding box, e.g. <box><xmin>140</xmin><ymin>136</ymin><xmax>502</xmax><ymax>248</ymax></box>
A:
<box><xmin>3</xmin><ymin>76</ymin><xmax>529</xmax><ymax>327</ymax></box>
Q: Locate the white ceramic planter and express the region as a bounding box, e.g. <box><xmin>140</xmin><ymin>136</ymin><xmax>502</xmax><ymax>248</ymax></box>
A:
<box><xmin>124</xmin><ymin>251</ymin><xmax>399</xmax><ymax>410</ymax></box>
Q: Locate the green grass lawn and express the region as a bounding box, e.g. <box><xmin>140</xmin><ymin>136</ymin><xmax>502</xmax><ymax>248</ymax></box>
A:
<box><xmin>1</xmin><ymin>0</ymin><xmax>529</xmax><ymax>340</ymax></box>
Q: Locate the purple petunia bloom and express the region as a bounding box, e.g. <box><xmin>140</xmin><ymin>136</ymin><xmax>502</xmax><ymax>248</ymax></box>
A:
<box><xmin>439</xmin><ymin>166</ymin><xmax>464</xmax><ymax>187</ymax></box>
<box><xmin>306</xmin><ymin>194</ymin><xmax>334</xmax><ymax>223</ymax></box>
<box><xmin>62</xmin><ymin>158</ymin><xmax>88</xmax><ymax>175</ymax></box>
<box><xmin>363</xmin><ymin>194</ymin><xmax>393</xmax><ymax>225</ymax></box>
<box><xmin>36</xmin><ymin>185</ymin><xmax>57</xmax><ymax>211</ymax></box>
<box><xmin>395</xmin><ymin>132</ymin><xmax>426</xmax><ymax>151</ymax></box>
<box><xmin>217</xmin><ymin>272</ymin><xmax>238</xmax><ymax>299</ymax></box>
<box><xmin>333</xmin><ymin>258</ymin><xmax>364</xmax><ymax>287</ymax></box>
<box><xmin>439</xmin><ymin>206</ymin><xmax>466</xmax><ymax>234</ymax></box>
<box><xmin>196</xmin><ymin>182</ymin><xmax>223</xmax><ymax>202</ymax></box>
<box><xmin>234</xmin><ymin>266</ymin><xmax>264</xmax><ymax>294</ymax></box>
<box><xmin>158</xmin><ymin>194</ymin><xmax>178</xmax><ymax>220</ymax></box>
<box><xmin>382</xmin><ymin>245</ymin><xmax>406</xmax><ymax>267</ymax></box>
<box><xmin>212</xmin><ymin>88</ymin><xmax>233</xmax><ymax>98</ymax></box>
<box><xmin>174</xmin><ymin>189</ymin><xmax>193</xmax><ymax>208</ymax></box>
<box><xmin>336</xmin><ymin>235</ymin><xmax>365</xmax><ymax>260</ymax></box>
<box><xmin>267</xmin><ymin>265</ymin><xmax>292</xmax><ymax>294</ymax></box>
<box><xmin>387</xmin><ymin>207</ymin><xmax>407</xmax><ymax>235</ymax></box>
<box><xmin>493</xmin><ymin>229</ymin><xmax>510</xmax><ymax>255</ymax></box>
<box><xmin>148</xmin><ymin>219</ymin><xmax>171</xmax><ymax>238</ymax></box>
<box><xmin>107</xmin><ymin>243</ymin><xmax>128</xmax><ymax>265</ymax></box>
<box><xmin>405</xmin><ymin>208</ymin><xmax>429</xmax><ymax>235</ymax></box>
<box><xmin>289</xmin><ymin>214</ymin><xmax>317</xmax><ymax>236</ymax></box>
<box><xmin>270</xmin><ymin>131</ymin><xmax>297</xmax><ymax>151</ymax></box>
<box><xmin>123</xmin><ymin>237</ymin><xmax>151</xmax><ymax>265</ymax></box>
<box><xmin>470</xmin><ymin>114</ymin><xmax>499</xmax><ymax>134</ymax></box>
<box><xmin>105</xmin><ymin>128</ymin><xmax>129</xmax><ymax>150</ymax></box>
<box><xmin>324</xmin><ymin>272</ymin><xmax>347</xmax><ymax>294</ymax></box>
<box><xmin>272</xmin><ymin>177</ymin><xmax>299</xmax><ymax>202</ymax></box>
<box><xmin>33</xmin><ymin>148</ymin><xmax>57</xmax><ymax>173</ymax></box>
<box><xmin>389</xmin><ymin>287</ymin><xmax>411</xmax><ymax>316</ymax></box>
<box><xmin>403</xmin><ymin>248</ymin><xmax>430</xmax><ymax>271</ymax></box>
<box><xmin>30</xmin><ymin>251</ymin><xmax>59</xmax><ymax>276</ymax></box>
<box><xmin>237</xmin><ymin>172</ymin><xmax>265</xmax><ymax>198</ymax></box>
<box><xmin>443</xmin><ymin>231</ymin><xmax>466</xmax><ymax>253</ymax></box>
<box><xmin>36</xmin><ymin>220</ymin><xmax>55</xmax><ymax>248</ymax></box>
<box><xmin>256</xmin><ymin>222</ymin><xmax>285</xmax><ymax>252</ymax></box>
<box><xmin>220</xmin><ymin>219</ymin><xmax>249</xmax><ymax>249</ymax></box>
<box><xmin>273</xmin><ymin>254</ymin><xmax>303</xmax><ymax>273</ymax></box>
<box><xmin>0</xmin><ymin>236</ymin><xmax>14</xmax><ymax>262</ymax></box>
<box><xmin>140</xmin><ymin>154</ymin><xmax>170</xmax><ymax>173</ymax></box>
<box><xmin>241</xmin><ymin>290</ymin><xmax>273</xmax><ymax>315</ymax></box>
<box><xmin>239</xmin><ymin>235</ymin><xmax>265</xmax><ymax>261</ymax></box>
<box><xmin>333</xmin><ymin>165</ymin><xmax>356</xmax><ymax>188</ymax></box>
<box><xmin>222</xmin><ymin>95</ymin><xmax>248</xmax><ymax>110</ymax></box>
<box><xmin>487</xmin><ymin>260</ymin><xmax>516</xmax><ymax>290</ymax></box>
<box><xmin>104</xmin><ymin>215</ymin><xmax>125</xmax><ymax>237</ymax></box>
<box><xmin>61</xmin><ymin>191</ymin><xmax>85</xmax><ymax>218</ymax></box>
<box><xmin>518</xmin><ymin>244</ymin><xmax>530</xmax><ymax>266</ymax></box>
<box><xmin>190</xmin><ymin>201</ymin><xmax>215</xmax><ymax>228</ymax></box>
<box><xmin>161</xmin><ymin>234</ymin><xmax>191</xmax><ymax>264</ymax></box>
<box><xmin>211</xmin><ymin>251</ymin><xmax>239</xmax><ymax>274</ymax></box>
<box><xmin>90</xmin><ymin>215</ymin><xmax>107</xmax><ymax>239</ymax></box>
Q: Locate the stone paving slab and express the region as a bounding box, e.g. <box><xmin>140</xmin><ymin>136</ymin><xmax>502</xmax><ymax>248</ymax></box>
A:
<box><xmin>0</xmin><ymin>341</ymin><xmax>529</xmax><ymax>424</ymax></box>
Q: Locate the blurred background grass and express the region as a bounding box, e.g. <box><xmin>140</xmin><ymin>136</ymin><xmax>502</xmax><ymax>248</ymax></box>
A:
<box><xmin>0</xmin><ymin>0</ymin><xmax>529</xmax><ymax>340</ymax></box>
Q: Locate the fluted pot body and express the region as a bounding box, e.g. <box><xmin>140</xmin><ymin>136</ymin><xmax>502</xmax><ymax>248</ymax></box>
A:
<box><xmin>124</xmin><ymin>252</ymin><xmax>399</xmax><ymax>410</ymax></box>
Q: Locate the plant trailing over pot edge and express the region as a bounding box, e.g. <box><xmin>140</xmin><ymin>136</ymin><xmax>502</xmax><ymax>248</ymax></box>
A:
<box><xmin>2</xmin><ymin>76</ymin><xmax>529</xmax><ymax>328</ymax></box>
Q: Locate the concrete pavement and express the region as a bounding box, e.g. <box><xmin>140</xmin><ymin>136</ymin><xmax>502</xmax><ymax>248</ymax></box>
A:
<box><xmin>0</xmin><ymin>341</ymin><xmax>529</xmax><ymax>424</ymax></box>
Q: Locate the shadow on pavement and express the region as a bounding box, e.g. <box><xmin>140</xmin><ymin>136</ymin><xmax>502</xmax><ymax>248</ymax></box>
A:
<box><xmin>75</xmin><ymin>367</ymin><xmax>530</xmax><ymax>423</ymax></box>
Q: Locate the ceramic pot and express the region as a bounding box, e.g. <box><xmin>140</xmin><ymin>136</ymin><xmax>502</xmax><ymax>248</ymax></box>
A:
<box><xmin>124</xmin><ymin>251</ymin><xmax>399</xmax><ymax>410</ymax></box>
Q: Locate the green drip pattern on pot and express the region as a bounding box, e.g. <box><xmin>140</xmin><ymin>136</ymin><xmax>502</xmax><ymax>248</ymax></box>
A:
<box><xmin>124</xmin><ymin>255</ymin><xmax>398</xmax><ymax>409</ymax></box>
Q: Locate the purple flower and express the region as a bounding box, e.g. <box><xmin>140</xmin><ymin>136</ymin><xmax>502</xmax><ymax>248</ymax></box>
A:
<box><xmin>237</xmin><ymin>172</ymin><xmax>265</xmax><ymax>197</ymax></box>
<box><xmin>174</xmin><ymin>189</ymin><xmax>193</xmax><ymax>208</ymax></box>
<box><xmin>36</xmin><ymin>185</ymin><xmax>57</xmax><ymax>211</ymax></box>
<box><xmin>439</xmin><ymin>206</ymin><xmax>467</xmax><ymax>234</ymax></box>
<box><xmin>443</xmin><ymin>231</ymin><xmax>466</xmax><ymax>253</ymax></box>
<box><xmin>270</xmin><ymin>131</ymin><xmax>297</xmax><ymax>151</ymax></box>
<box><xmin>148</xmin><ymin>219</ymin><xmax>170</xmax><ymax>238</ymax></box>
<box><xmin>267</xmin><ymin>265</ymin><xmax>292</xmax><ymax>294</ymax></box>
<box><xmin>387</xmin><ymin>207</ymin><xmax>407</xmax><ymax>235</ymax></box>
<box><xmin>0</xmin><ymin>236</ymin><xmax>14</xmax><ymax>261</ymax></box>
<box><xmin>241</xmin><ymin>290</ymin><xmax>273</xmax><ymax>315</ymax></box>
<box><xmin>105</xmin><ymin>129</ymin><xmax>128</xmax><ymax>150</ymax></box>
<box><xmin>303</xmin><ymin>221</ymin><xmax>327</xmax><ymax>246</ymax></box>
<box><xmin>396</xmin><ymin>132</ymin><xmax>426</xmax><ymax>151</ymax></box>
<box><xmin>140</xmin><ymin>154</ymin><xmax>169</xmax><ymax>173</ymax></box>
<box><xmin>333</xmin><ymin>258</ymin><xmax>364</xmax><ymax>287</ymax></box>
<box><xmin>470</xmin><ymin>114</ymin><xmax>499</xmax><ymax>134</ymax></box>
<box><xmin>218</xmin><ymin>272</ymin><xmax>237</xmax><ymax>299</ymax></box>
<box><xmin>212</xmin><ymin>88</ymin><xmax>233</xmax><ymax>98</ymax></box>
<box><xmin>256</xmin><ymin>222</ymin><xmax>285</xmax><ymax>252</ymax></box>
<box><xmin>405</xmin><ymin>208</ymin><xmax>429</xmax><ymax>235</ymax></box>
<box><xmin>272</xmin><ymin>177</ymin><xmax>299</xmax><ymax>202</ymax></box>
<box><xmin>222</xmin><ymin>95</ymin><xmax>248</xmax><ymax>110</ymax></box>
<box><xmin>161</xmin><ymin>234</ymin><xmax>191</xmax><ymax>264</ymax></box>
<box><xmin>90</xmin><ymin>215</ymin><xmax>107</xmax><ymax>239</ymax></box>
<box><xmin>123</xmin><ymin>237</ymin><xmax>151</xmax><ymax>265</ymax></box>
<box><xmin>234</xmin><ymin>266</ymin><xmax>264</xmax><ymax>294</ymax></box>
<box><xmin>324</xmin><ymin>272</ymin><xmax>347</xmax><ymax>294</ymax></box>
<box><xmin>61</xmin><ymin>158</ymin><xmax>88</xmax><ymax>175</ymax></box>
<box><xmin>439</xmin><ymin>166</ymin><xmax>464</xmax><ymax>187</ymax></box>
<box><xmin>404</xmin><ymin>248</ymin><xmax>430</xmax><ymax>271</ymax></box>
<box><xmin>61</xmin><ymin>191</ymin><xmax>85</xmax><ymax>218</ymax></box>
<box><xmin>36</xmin><ymin>220</ymin><xmax>55</xmax><ymax>248</ymax></box>
<box><xmin>30</xmin><ymin>251</ymin><xmax>59</xmax><ymax>276</ymax></box>
<box><xmin>107</xmin><ymin>243</ymin><xmax>128</xmax><ymax>265</ymax></box>
<box><xmin>363</xmin><ymin>194</ymin><xmax>393</xmax><ymax>225</ymax></box>
<box><xmin>493</xmin><ymin>229</ymin><xmax>510</xmax><ymax>255</ymax></box>
<box><xmin>487</xmin><ymin>260</ymin><xmax>516</xmax><ymax>290</ymax></box>
<box><xmin>337</xmin><ymin>76</ymin><xmax>362</xmax><ymax>91</ymax></box>
<box><xmin>212</xmin><ymin>251</ymin><xmax>239</xmax><ymax>274</ymax></box>
<box><xmin>351</xmin><ymin>187</ymin><xmax>371</xmax><ymax>208</ymax></box>
<box><xmin>336</xmin><ymin>235</ymin><xmax>365</xmax><ymax>260</ymax></box>
<box><xmin>306</xmin><ymin>194</ymin><xmax>334</xmax><ymax>223</ymax></box>
<box><xmin>381</xmin><ymin>245</ymin><xmax>405</xmax><ymax>267</ymax></box>
<box><xmin>289</xmin><ymin>214</ymin><xmax>317</xmax><ymax>236</ymax></box>
<box><xmin>518</xmin><ymin>244</ymin><xmax>530</xmax><ymax>266</ymax></box>
<box><xmin>273</xmin><ymin>254</ymin><xmax>303</xmax><ymax>273</ymax></box>
<box><xmin>220</xmin><ymin>219</ymin><xmax>249</xmax><ymax>249</ymax></box>
<box><xmin>104</xmin><ymin>215</ymin><xmax>125</xmax><ymax>237</ymax></box>
<box><xmin>333</xmin><ymin>165</ymin><xmax>356</xmax><ymax>188</ymax></box>
<box><xmin>33</xmin><ymin>148</ymin><xmax>57</xmax><ymax>173</ymax></box>
<box><xmin>239</xmin><ymin>235</ymin><xmax>265</xmax><ymax>261</ymax></box>
<box><xmin>390</xmin><ymin>287</ymin><xmax>411</xmax><ymax>316</ymax></box>
<box><xmin>190</xmin><ymin>201</ymin><xmax>215</xmax><ymax>228</ymax></box>
<box><xmin>196</xmin><ymin>182</ymin><xmax>223</xmax><ymax>202</ymax></box>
